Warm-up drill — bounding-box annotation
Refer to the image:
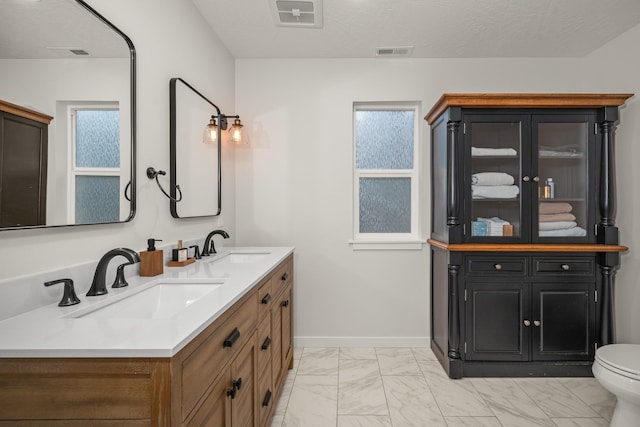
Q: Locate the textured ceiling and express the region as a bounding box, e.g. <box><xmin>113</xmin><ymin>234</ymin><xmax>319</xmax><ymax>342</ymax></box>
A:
<box><xmin>192</xmin><ymin>0</ymin><xmax>640</xmax><ymax>58</ymax></box>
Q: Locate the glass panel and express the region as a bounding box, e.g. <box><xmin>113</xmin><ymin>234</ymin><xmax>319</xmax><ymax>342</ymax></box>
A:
<box><xmin>469</xmin><ymin>121</ymin><xmax>521</xmax><ymax>238</ymax></box>
<box><xmin>75</xmin><ymin>176</ymin><xmax>119</xmax><ymax>224</ymax></box>
<box><xmin>537</xmin><ymin>122</ymin><xmax>588</xmax><ymax>238</ymax></box>
<box><xmin>75</xmin><ymin>110</ymin><xmax>120</xmax><ymax>168</ymax></box>
<box><xmin>355</xmin><ymin>110</ymin><xmax>414</xmax><ymax>169</ymax></box>
<box><xmin>359</xmin><ymin>177</ymin><xmax>411</xmax><ymax>233</ymax></box>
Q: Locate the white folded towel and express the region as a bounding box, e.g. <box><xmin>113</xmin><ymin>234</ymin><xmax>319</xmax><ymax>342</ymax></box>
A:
<box><xmin>538</xmin><ymin>221</ymin><xmax>578</xmax><ymax>231</ymax></box>
<box><xmin>472</xmin><ymin>172</ymin><xmax>515</xmax><ymax>186</ymax></box>
<box><xmin>472</xmin><ymin>185</ymin><xmax>519</xmax><ymax>199</ymax></box>
<box><xmin>472</xmin><ymin>147</ymin><xmax>517</xmax><ymax>157</ymax></box>
<box><xmin>539</xmin><ymin>227</ymin><xmax>586</xmax><ymax>237</ymax></box>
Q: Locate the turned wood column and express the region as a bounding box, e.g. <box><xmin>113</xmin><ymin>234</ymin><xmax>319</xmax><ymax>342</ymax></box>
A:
<box><xmin>599</xmin><ymin>265</ymin><xmax>616</xmax><ymax>345</ymax></box>
<box><xmin>447</xmin><ymin>121</ymin><xmax>461</xmax><ymax>227</ymax></box>
<box><xmin>448</xmin><ymin>264</ymin><xmax>461</xmax><ymax>359</ymax></box>
<box><xmin>599</xmin><ymin>120</ymin><xmax>616</xmax><ymax>228</ymax></box>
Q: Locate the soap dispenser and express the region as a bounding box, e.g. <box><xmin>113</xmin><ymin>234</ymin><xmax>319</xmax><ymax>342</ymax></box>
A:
<box><xmin>140</xmin><ymin>238</ymin><xmax>164</xmax><ymax>277</ymax></box>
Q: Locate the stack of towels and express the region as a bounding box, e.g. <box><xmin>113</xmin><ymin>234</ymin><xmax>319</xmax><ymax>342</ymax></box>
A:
<box><xmin>539</xmin><ymin>202</ymin><xmax>586</xmax><ymax>237</ymax></box>
<box><xmin>471</xmin><ymin>172</ymin><xmax>519</xmax><ymax>199</ymax></box>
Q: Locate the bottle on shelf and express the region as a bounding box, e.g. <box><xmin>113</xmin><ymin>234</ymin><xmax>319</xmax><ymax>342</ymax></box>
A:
<box><xmin>544</xmin><ymin>178</ymin><xmax>555</xmax><ymax>198</ymax></box>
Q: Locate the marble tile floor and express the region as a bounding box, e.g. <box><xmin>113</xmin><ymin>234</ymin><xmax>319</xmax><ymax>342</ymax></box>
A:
<box><xmin>270</xmin><ymin>347</ymin><xmax>616</xmax><ymax>427</ymax></box>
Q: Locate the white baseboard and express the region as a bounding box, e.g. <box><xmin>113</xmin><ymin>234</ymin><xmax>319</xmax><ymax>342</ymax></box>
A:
<box><xmin>293</xmin><ymin>336</ymin><xmax>430</xmax><ymax>348</ymax></box>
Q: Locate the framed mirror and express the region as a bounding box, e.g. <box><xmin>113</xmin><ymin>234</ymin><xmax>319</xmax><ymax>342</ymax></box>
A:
<box><xmin>0</xmin><ymin>0</ymin><xmax>136</xmax><ymax>230</ymax></box>
<box><xmin>169</xmin><ymin>78</ymin><xmax>221</xmax><ymax>218</ymax></box>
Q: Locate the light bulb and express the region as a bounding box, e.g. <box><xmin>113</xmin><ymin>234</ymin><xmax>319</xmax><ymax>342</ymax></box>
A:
<box><xmin>229</xmin><ymin>118</ymin><xmax>246</xmax><ymax>145</ymax></box>
<box><xmin>203</xmin><ymin>116</ymin><xmax>218</xmax><ymax>144</ymax></box>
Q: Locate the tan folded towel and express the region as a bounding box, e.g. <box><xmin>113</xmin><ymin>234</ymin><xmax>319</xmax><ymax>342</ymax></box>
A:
<box><xmin>539</xmin><ymin>202</ymin><xmax>572</xmax><ymax>214</ymax></box>
<box><xmin>539</xmin><ymin>213</ymin><xmax>576</xmax><ymax>222</ymax></box>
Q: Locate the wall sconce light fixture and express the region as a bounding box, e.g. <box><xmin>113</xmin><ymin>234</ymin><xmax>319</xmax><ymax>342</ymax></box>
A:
<box><xmin>203</xmin><ymin>114</ymin><xmax>247</xmax><ymax>146</ymax></box>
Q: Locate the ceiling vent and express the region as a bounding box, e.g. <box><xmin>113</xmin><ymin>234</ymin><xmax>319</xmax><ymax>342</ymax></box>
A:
<box><xmin>270</xmin><ymin>0</ymin><xmax>323</xmax><ymax>28</ymax></box>
<box><xmin>375</xmin><ymin>46</ymin><xmax>415</xmax><ymax>57</ymax></box>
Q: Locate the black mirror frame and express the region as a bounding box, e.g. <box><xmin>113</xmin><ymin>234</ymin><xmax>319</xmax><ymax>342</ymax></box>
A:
<box><xmin>169</xmin><ymin>77</ymin><xmax>222</xmax><ymax>219</ymax></box>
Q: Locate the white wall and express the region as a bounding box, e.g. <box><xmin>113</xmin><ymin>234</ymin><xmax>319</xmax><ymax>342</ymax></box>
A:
<box><xmin>235</xmin><ymin>24</ymin><xmax>640</xmax><ymax>345</ymax></box>
<box><xmin>0</xmin><ymin>0</ymin><xmax>237</xmax><ymax>280</ymax></box>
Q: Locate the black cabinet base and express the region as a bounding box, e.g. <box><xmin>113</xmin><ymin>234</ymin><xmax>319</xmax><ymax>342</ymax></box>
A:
<box><xmin>432</xmin><ymin>340</ymin><xmax>593</xmax><ymax>379</ymax></box>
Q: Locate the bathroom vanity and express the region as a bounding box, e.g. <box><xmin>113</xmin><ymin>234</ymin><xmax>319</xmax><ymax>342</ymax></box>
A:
<box><xmin>426</xmin><ymin>94</ymin><xmax>631</xmax><ymax>379</ymax></box>
<box><xmin>0</xmin><ymin>247</ymin><xmax>293</xmax><ymax>426</ymax></box>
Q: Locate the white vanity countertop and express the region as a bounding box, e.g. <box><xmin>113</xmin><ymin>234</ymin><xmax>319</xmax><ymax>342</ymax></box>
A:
<box><xmin>0</xmin><ymin>247</ymin><xmax>293</xmax><ymax>358</ymax></box>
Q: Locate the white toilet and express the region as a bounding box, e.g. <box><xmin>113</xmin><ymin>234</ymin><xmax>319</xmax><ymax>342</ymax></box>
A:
<box><xmin>592</xmin><ymin>344</ymin><xmax>640</xmax><ymax>427</ymax></box>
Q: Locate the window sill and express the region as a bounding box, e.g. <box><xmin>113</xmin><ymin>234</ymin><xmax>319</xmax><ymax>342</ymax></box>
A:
<box><xmin>348</xmin><ymin>239</ymin><xmax>425</xmax><ymax>250</ymax></box>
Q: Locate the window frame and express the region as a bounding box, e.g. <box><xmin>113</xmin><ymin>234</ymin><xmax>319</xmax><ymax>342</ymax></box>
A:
<box><xmin>67</xmin><ymin>103</ymin><xmax>121</xmax><ymax>223</ymax></box>
<box><xmin>351</xmin><ymin>102</ymin><xmax>422</xmax><ymax>250</ymax></box>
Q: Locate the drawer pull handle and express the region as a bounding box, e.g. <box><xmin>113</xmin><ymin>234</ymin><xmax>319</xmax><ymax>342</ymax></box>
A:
<box><xmin>223</xmin><ymin>328</ymin><xmax>241</xmax><ymax>348</ymax></box>
<box><xmin>561</xmin><ymin>264</ymin><xmax>570</xmax><ymax>271</ymax></box>
<box><xmin>227</xmin><ymin>387</ymin><xmax>237</xmax><ymax>399</ymax></box>
<box><xmin>494</xmin><ymin>264</ymin><xmax>502</xmax><ymax>270</ymax></box>
<box><xmin>262</xmin><ymin>336</ymin><xmax>271</xmax><ymax>350</ymax></box>
<box><xmin>534</xmin><ymin>320</ymin><xmax>541</xmax><ymax>327</ymax></box>
<box><xmin>233</xmin><ymin>377</ymin><xmax>243</xmax><ymax>391</ymax></box>
<box><xmin>262</xmin><ymin>293</ymin><xmax>272</xmax><ymax>304</ymax></box>
<box><xmin>523</xmin><ymin>319</ymin><xmax>531</xmax><ymax>327</ymax></box>
<box><xmin>281</xmin><ymin>300</ymin><xmax>290</xmax><ymax>308</ymax></box>
<box><xmin>262</xmin><ymin>389</ymin><xmax>272</xmax><ymax>407</ymax></box>
<box><xmin>281</xmin><ymin>272</ymin><xmax>289</xmax><ymax>282</ymax></box>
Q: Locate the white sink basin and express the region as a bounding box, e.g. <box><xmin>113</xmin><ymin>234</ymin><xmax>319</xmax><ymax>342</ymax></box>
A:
<box><xmin>74</xmin><ymin>281</ymin><xmax>223</xmax><ymax>319</ymax></box>
<box><xmin>223</xmin><ymin>251</ymin><xmax>270</xmax><ymax>263</ymax></box>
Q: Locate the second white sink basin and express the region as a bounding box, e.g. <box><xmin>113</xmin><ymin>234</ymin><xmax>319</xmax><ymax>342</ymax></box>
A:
<box><xmin>75</xmin><ymin>282</ymin><xmax>223</xmax><ymax>319</ymax></box>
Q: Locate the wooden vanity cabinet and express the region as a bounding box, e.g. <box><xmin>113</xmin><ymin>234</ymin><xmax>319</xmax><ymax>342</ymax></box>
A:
<box><xmin>0</xmin><ymin>254</ymin><xmax>294</xmax><ymax>427</ymax></box>
<box><xmin>426</xmin><ymin>94</ymin><xmax>630</xmax><ymax>378</ymax></box>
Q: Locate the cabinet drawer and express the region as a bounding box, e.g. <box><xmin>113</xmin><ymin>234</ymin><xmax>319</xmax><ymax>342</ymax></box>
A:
<box><xmin>272</xmin><ymin>257</ymin><xmax>293</xmax><ymax>297</ymax></box>
<box><xmin>534</xmin><ymin>257</ymin><xmax>594</xmax><ymax>276</ymax></box>
<box><xmin>181</xmin><ymin>293</ymin><xmax>258</xmax><ymax>420</ymax></box>
<box><xmin>466</xmin><ymin>257</ymin><xmax>527</xmax><ymax>276</ymax></box>
<box><xmin>258</xmin><ymin>277</ymin><xmax>273</xmax><ymax>320</ymax></box>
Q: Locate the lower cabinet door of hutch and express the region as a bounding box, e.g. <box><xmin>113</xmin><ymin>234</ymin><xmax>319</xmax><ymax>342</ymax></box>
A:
<box><xmin>465</xmin><ymin>281</ymin><xmax>530</xmax><ymax>361</ymax></box>
<box><xmin>531</xmin><ymin>282</ymin><xmax>594</xmax><ymax>361</ymax></box>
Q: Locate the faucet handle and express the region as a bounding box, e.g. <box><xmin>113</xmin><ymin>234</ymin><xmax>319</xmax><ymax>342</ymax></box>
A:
<box><xmin>189</xmin><ymin>245</ymin><xmax>202</xmax><ymax>260</ymax></box>
<box><xmin>44</xmin><ymin>278</ymin><xmax>81</xmax><ymax>307</ymax></box>
<box><xmin>112</xmin><ymin>261</ymin><xmax>136</xmax><ymax>288</ymax></box>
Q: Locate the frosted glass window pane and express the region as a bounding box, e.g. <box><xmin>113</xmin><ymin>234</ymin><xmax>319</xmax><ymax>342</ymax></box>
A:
<box><xmin>75</xmin><ymin>176</ymin><xmax>119</xmax><ymax>224</ymax></box>
<box><xmin>356</xmin><ymin>110</ymin><xmax>414</xmax><ymax>169</ymax></box>
<box><xmin>359</xmin><ymin>178</ymin><xmax>411</xmax><ymax>233</ymax></box>
<box><xmin>76</xmin><ymin>110</ymin><xmax>120</xmax><ymax>168</ymax></box>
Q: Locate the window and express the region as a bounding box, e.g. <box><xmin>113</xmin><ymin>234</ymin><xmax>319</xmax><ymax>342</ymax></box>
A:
<box><xmin>352</xmin><ymin>103</ymin><xmax>421</xmax><ymax>249</ymax></box>
<box><xmin>69</xmin><ymin>105</ymin><xmax>121</xmax><ymax>224</ymax></box>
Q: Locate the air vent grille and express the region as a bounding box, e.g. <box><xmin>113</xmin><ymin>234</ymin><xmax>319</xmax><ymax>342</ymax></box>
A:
<box><xmin>270</xmin><ymin>0</ymin><xmax>323</xmax><ymax>28</ymax></box>
<box><xmin>375</xmin><ymin>46</ymin><xmax>415</xmax><ymax>57</ymax></box>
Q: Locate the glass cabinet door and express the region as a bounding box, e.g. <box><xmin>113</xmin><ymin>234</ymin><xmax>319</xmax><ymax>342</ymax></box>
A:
<box><xmin>533</xmin><ymin>115</ymin><xmax>593</xmax><ymax>242</ymax></box>
<box><xmin>466</xmin><ymin>115</ymin><xmax>528</xmax><ymax>241</ymax></box>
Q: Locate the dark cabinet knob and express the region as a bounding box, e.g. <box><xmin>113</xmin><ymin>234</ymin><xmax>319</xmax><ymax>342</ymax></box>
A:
<box><xmin>281</xmin><ymin>300</ymin><xmax>290</xmax><ymax>308</ymax></box>
<box><xmin>223</xmin><ymin>328</ymin><xmax>240</xmax><ymax>348</ymax></box>
<box><xmin>233</xmin><ymin>377</ymin><xmax>243</xmax><ymax>391</ymax></box>
<box><xmin>227</xmin><ymin>387</ymin><xmax>236</xmax><ymax>399</ymax></box>
<box><xmin>261</xmin><ymin>336</ymin><xmax>271</xmax><ymax>350</ymax></box>
<box><xmin>281</xmin><ymin>272</ymin><xmax>288</xmax><ymax>282</ymax></box>
<box><xmin>262</xmin><ymin>389</ymin><xmax>272</xmax><ymax>407</ymax></box>
<box><xmin>261</xmin><ymin>293</ymin><xmax>271</xmax><ymax>304</ymax></box>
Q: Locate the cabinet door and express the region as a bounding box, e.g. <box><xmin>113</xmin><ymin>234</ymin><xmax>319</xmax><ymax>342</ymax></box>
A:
<box><xmin>186</xmin><ymin>368</ymin><xmax>232</xmax><ymax>427</ymax></box>
<box><xmin>230</xmin><ymin>336</ymin><xmax>257</xmax><ymax>427</ymax></box>
<box><xmin>532</xmin><ymin>114</ymin><xmax>596</xmax><ymax>243</ymax></box>
<box><xmin>464</xmin><ymin>114</ymin><xmax>530</xmax><ymax>242</ymax></box>
<box><xmin>465</xmin><ymin>281</ymin><xmax>529</xmax><ymax>361</ymax></box>
<box><xmin>531</xmin><ymin>281</ymin><xmax>595</xmax><ymax>361</ymax></box>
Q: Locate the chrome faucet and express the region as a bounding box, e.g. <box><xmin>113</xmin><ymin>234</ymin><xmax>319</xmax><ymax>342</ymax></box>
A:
<box><xmin>202</xmin><ymin>229</ymin><xmax>230</xmax><ymax>256</ymax></box>
<box><xmin>86</xmin><ymin>248</ymin><xmax>141</xmax><ymax>296</ymax></box>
